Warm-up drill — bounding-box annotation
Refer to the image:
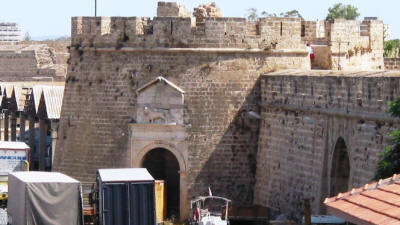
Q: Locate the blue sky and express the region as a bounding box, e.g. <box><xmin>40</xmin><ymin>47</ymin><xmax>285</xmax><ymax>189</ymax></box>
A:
<box><xmin>1</xmin><ymin>0</ymin><xmax>399</xmax><ymax>40</ymax></box>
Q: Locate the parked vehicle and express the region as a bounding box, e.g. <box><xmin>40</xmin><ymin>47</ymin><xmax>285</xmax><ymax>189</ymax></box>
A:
<box><xmin>190</xmin><ymin>196</ymin><xmax>231</xmax><ymax>225</ymax></box>
<box><xmin>0</xmin><ymin>141</ymin><xmax>30</xmax><ymax>208</ymax></box>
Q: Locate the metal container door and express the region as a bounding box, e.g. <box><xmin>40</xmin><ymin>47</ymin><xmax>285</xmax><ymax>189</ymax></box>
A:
<box><xmin>129</xmin><ymin>183</ymin><xmax>156</xmax><ymax>225</ymax></box>
<box><xmin>102</xmin><ymin>183</ymin><xmax>129</xmax><ymax>225</ymax></box>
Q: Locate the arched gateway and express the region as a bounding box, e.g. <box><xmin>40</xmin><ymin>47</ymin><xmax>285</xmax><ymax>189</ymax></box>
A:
<box><xmin>132</xmin><ymin>141</ymin><xmax>188</xmax><ymax>222</ymax></box>
<box><xmin>330</xmin><ymin>137</ymin><xmax>350</xmax><ymax>196</ymax></box>
<box><xmin>142</xmin><ymin>148</ymin><xmax>180</xmax><ymax>218</ymax></box>
<box><xmin>130</xmin><ymin>76</ymin><xmax>189</xmax><ymax>221</ymax></box>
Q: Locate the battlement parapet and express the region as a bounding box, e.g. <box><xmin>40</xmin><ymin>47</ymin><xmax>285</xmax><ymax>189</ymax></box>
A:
<box><xmin>302</xmin><ymin>19</ymin><xmax>383</xmax><ymax>50</ymax></box>
<box><xmin>71</xmin><ymin>16</ymin><xmax>305</xmax><ymax>50</ymax></box>
<box><xmin>69</xmin><ymin>2</ymin><xmax>384</xmax><ymax>70</ymax></box>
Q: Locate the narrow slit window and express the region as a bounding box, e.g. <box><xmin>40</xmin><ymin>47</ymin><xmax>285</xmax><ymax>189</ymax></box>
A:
<box><xmin>301</xmin><ymin>25</ymin><xmax>306</xmax><ymax>37</ymax></box>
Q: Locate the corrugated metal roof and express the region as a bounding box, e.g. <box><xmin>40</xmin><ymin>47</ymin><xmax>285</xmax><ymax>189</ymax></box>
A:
<box><xmin>32</xmin><ymin>86</ymin><xmax>42</xmax><ymax>114</ymax></box>
<box><xmin>0</xmin><ymin>82</ymin><xmax>65</xmax><ymax>114</ymax></box>
<box><xmin>12</xmin><ymin>85</ymin><xmax>26</xmax><ymax>112</ymax></box>
<box><xmin>4</xmin><ymin>84</ymin><xmax>13</xmax><ymax>98</ymax></box>
<box><xmin>0</xmin><ymin>141</ymin><xmax>29</xmax><ymax>150</ymax></box>
<box><xmin>98</xmin><ymin>168</ymin><xmax>154</xmax><ymax>182</ymax></box>
<box><xmin>324</xmin><ymin>174</ymin><xmax>400</xmax><ymax>225</ymax></box>
<box><xmin>0</xmin><ymin>83</ymin><xmax>14</xmax><ymax>108</ymax></box>
<box><xmin>41</xmin><ymin>86</ymin><xmax>64</xmax><ymax>119</ymax></box>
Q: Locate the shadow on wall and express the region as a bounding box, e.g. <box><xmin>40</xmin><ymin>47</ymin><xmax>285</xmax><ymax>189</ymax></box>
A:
<box><xmin>190</xmin><ymin>77</ymin><xmax>261</xmax><ymax>206</ymax></box>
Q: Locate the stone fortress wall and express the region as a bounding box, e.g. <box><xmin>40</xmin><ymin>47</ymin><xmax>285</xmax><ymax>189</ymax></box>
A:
<box><xmin>71</xmin><ymin>2</ymin><xmax>383</xmax><ymax>71</ymax></box>
<box><xmin>385</xmin><ymin>57</ymin><xmax>400</xmax><ymax>70</ymax></box>
<box><xmin>71</xmin><ymin>13</ymin><xmax>304</xmax><ymax>51</ymax></box>
<box><xmin>55</xmin><ymin>2</ymin><xmax>310</xmax><ymax>219</ymax></box>
<box><xmin>254</xmin><ymin>71</ymin><xmax>400</xmax><ymax>219</ymax></box>
<box><xmin>0</xmin><ymin>42</ymin><xmax>68</xmax><ymax>81</ymax></box>
<box><xmin>53</xmin><ymin>1</ymin><xmax>395</xmax><ymax>221</ymax></box>
<box><xmin>302</xmin><ymin>19</ymin><xmax>384</xmax><ymax>70</ymax></box>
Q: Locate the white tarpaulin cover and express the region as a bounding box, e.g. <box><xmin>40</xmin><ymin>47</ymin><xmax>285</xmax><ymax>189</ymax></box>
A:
<box><xmin>7</xmin><ymin>171</ymin><xmax>83</xmax><ymax>225</ymax></box>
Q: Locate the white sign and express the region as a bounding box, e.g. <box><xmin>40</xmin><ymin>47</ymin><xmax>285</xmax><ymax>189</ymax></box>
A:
<box><xmin>0</xmin><ymin>150</ymin><xmax>28</xmax><ymax>173</ymax></box>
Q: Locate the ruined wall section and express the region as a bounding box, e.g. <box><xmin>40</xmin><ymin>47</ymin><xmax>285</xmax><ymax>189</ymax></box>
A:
<box><xmin>254</xmin><ymin>72</ymin><xmax>400</xmax><ymax>220</ymax></box>
<box><xmin>71</xmin><ymin>16</ymin><xmax>305</xmax><ymax>51</ymax></box>
<box><xmin>0</xmin><ymin>50</ymin><xmax>38</xmax><ymax>78</ymax></box>
<box><xmin>157</xmin><ymin>1</ymin><xmax>191</xmax><ymax>17</ymax></box>
<box><xmin>0</xmin><ymin>44</ymin><xmax>67</xmax><ymax>81</ymax></box>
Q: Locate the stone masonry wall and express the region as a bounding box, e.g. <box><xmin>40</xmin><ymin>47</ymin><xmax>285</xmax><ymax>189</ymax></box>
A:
<box><xmin>157</xmin><ymin>1</ymin><xmax>191</xmax><ymax>17</ymax></box>
<box><xmin>385</xmin><ymin>58</ymin><xmax>400</xmax><ymax>70</ymax></box>
<box><xmin>303</xmin><ymin>19</ymin><xmax>384</xmax><ymax>70</ymax></box>
<box><xmin>329</xmin><ymin>19</ymin><xmax>384</xmax><ymax>70</ymax></box>
<box><xmin>0</xmin><ymin>43</ymin><xmax>68</xmax><ymax>81</ymax></box>
<box><xmin>0</xmin><ymin>50</ymin><xmax>38</xmax><ymax>79</ymax></box>
<box><xmin>54</xmin><ymin>47</ymin><xmax>309</xmax><ymax>207</ymax></box>
<box><xmin>71</xmin><ymin>16</ymin><xmax>305</xmax><ymax>51</ymax></box>
<box><xmin>254</xmin><ymin>71</ymin><xmax>400</xmax><ymax>220</ymax></box>
<box><xmin>54</xmin><ymin>2</ymin><xmax>388</xmax><ymax>219</ymax></box>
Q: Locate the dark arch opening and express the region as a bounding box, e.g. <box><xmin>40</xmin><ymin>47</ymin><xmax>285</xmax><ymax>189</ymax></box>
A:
<box><xmin>142</xmin><ymin>148</ymin><xmax>180</xmax><ymax>219</ymax></box>
<box><xmin>330</xmin><ymin>137</ymin><xmax>350</xmax><ymax>196</ymax></box>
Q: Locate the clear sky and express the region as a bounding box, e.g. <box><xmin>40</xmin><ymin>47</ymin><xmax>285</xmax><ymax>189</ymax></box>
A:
<box><xmin>1</xmin><ymin>0</ymin><xmax>399</xmax><ymax>40</ymax></box>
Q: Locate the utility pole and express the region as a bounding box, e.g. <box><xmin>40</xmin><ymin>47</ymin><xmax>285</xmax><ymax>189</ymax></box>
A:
<box><xmin>95</xmin><ymin>0</ymin><xmax>97</xmax><ymax>17</ymax></box>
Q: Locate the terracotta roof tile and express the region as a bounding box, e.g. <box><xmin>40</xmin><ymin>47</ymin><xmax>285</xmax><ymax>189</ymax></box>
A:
<box><xmin>325</xmin><ymin>174</ymin><xmax>400</xmax><ymax>225</ymax></box>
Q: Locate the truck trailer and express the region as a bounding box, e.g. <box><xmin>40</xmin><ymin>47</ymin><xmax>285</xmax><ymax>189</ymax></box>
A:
<box><xmin>0</xmin><ymin>141</ymin><xmax>30</xmax><ymax>207</ymax></box>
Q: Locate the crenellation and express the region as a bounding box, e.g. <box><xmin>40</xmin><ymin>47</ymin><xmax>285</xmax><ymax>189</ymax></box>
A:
<box><xmin>68</xmin><ymin>2</ymin><xmax>386</xmax><ymax>70</ymax></box>
<box><xmin>72</xmin><ymin>15</ymin><xmax>307</xmax><ymax>51</ymax></box>
<box><xmin>71</xmin><ymin>15</ymin><xmax>383</xmax><ymax>72</ymax></box>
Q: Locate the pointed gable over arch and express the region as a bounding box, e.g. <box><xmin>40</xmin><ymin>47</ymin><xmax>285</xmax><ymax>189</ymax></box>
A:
<box><xmin>136</xmin><ymin>76</ymin><xmax>184</xmax><ymax>124</ymax></box>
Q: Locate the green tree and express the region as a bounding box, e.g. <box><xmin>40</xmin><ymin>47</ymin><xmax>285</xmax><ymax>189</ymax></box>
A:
<box><xmin>247</xmin><ymin>8</ymin><xmax>302</xmax><ymax>20</ymax></box>
<box><xmin>375</xmin><ymin>99</ymin><xmax>400</xmax><ymax>180</ymax></box>
<box><xmin>23</xmin><ymin>32</ymin><xmax>31</xmax><ymax>41</ymax></box>
<box><xmin>384</xmin><ymin>39</ymin><xmax>400</xmax><ymax>58</ymax></box>
<box><xmin>280</xmin><ymin>10</ymin><xmax>303</xmax><ymax>19</ymax></box>
<box><xmin>261</xmin><ymin>11</ymin><xmax>277</xmax><ymax>17</ymax></box>
<box><xmin>326</xmin><ymin>3</ymin><xmax>360</xmax><ymax>21</ymax></box>
<box><xmin>247</xmin><ymin>8</ymin><xmax>258</xmax><ymax>21</ymax></box>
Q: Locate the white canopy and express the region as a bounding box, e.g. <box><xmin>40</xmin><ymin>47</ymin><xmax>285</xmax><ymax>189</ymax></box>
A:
<box><xmin>98</xmin><ymin>168</ymin><xmax>154</xmax><ymax>182</ymax></box>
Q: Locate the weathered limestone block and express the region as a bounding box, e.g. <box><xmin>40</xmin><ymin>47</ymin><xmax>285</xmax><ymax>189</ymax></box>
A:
<box><xmin>193</xmin><ymin>2</ymin><xmax>223</xmax><ymax>23</ymax></box>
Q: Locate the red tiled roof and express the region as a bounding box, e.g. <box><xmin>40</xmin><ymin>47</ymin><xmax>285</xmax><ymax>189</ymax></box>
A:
<box><xmin>324</xmin><ymin>174</ymin><xmax>400</xmax><ymax>225</ymax></box>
